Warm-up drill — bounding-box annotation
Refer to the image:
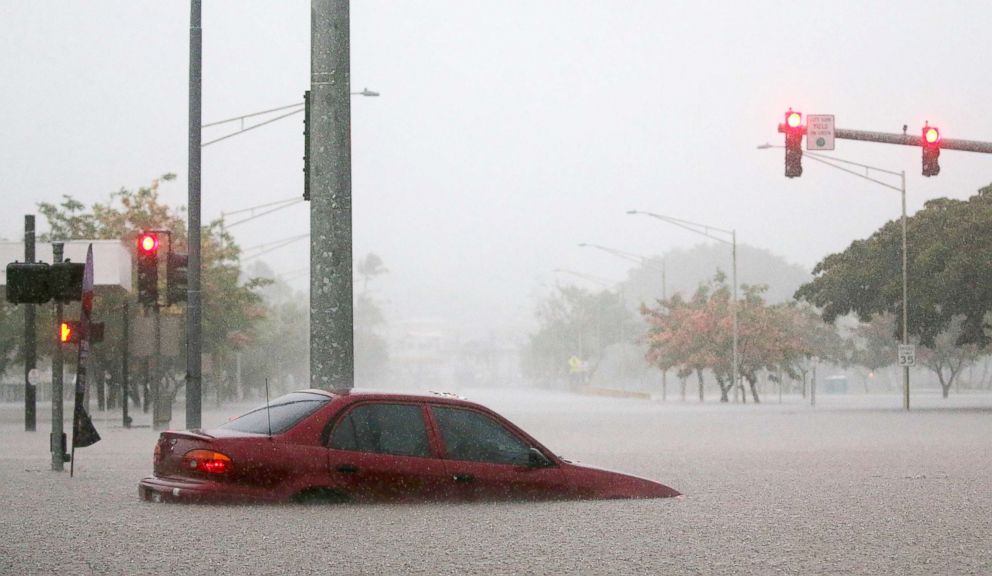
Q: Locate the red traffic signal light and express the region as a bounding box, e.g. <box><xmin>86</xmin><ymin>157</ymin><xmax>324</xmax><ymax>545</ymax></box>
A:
<box><xmin>138</xmin><ymin>233</ymin><xmax>159</xmax><ymax>255</ymax></box>
<box><xmin>786</xmin><ymin>110</ymin><xmax>802</xmax><ymax>130</ymax></box>
<box><xmin>922</xmin><ymin>123</ymin><xmax>941</xmax><ymax>177</ymax></box>
<box><xmin>136</xmin><ymin>232</ymin><xmax>160</xmax><ymax>307</ymax></box>
<box><xmin>780</xmin><ymin>108</ymin><xmax>804</xmax><ymax>178</ymax></box>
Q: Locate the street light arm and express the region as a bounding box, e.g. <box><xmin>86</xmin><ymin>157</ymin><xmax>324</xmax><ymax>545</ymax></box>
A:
<box><xmin>579</xmin><ymin>242</ymin><xmax>664</xmax><ymax>273</ymax></box>
<box><xmin>628</xmin><ymin>210</ymin><xmax>733</xmax><ymax>245</ymax></box>
<box><xmin>553</xmin><ymin>268</ymin><xmax>616</xmax><ymax>288</ymax></box>
<box><xmin>803</xmin><ymin>153</ymin><xmax>903</xmax><ymax>193</ymax></box>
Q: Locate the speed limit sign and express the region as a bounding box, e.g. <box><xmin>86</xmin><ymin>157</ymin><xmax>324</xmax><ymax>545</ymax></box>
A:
<box><xmin>897</xmin><ymin>344</ymin><xmax>916</xmax><ymax>367</ymax></box>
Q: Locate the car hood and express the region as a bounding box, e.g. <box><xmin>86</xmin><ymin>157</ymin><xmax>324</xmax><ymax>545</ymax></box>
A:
<box><xmin>561</xmin><ymin>460</ymin><xmax>681</xmax><ymax>499</ymax></box>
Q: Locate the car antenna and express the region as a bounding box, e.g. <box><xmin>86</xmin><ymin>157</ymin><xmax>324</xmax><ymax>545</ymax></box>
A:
<box><xmin>265</xmin><ymin>377</ymin><xmax>273</xmax><ymax>440</ymax></box>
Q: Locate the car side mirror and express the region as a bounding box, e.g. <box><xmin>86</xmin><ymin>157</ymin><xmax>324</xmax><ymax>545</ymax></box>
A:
<box><xmin>527</xmin><ymin>447</ymin><xmax>553</xmax><ymax>468</ymax></box>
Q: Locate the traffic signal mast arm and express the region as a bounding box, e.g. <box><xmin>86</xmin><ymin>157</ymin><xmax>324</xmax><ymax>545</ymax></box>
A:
<box><xmin>832</xmin><ymin>128</ymin><xmax>992</xmax><ymax>154</ymax></box>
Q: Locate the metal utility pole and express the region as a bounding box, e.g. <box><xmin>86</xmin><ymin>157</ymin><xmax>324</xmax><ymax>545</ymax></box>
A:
<box><xmin>122</xmin><ymin>301</ymin><xmax>130</xmax><ymax>428</ymax></box>
<box><xmin>51</xmin><ymin>243</ymin><xmax>65</xmax><ymax>472</ymax></box>
<box><xmin>900</xmin><ymin>171</ymin><xmax>909</xmax><ymax>411</ymax></box>
<box><xmin>310</xmin><ymin>0</ymin><xmax>354</xmax><ymax>389</ymax></box>
<box><xmin>24</xmin><ymin>215</ymin><xmax>36</xmax><ymax>431</ymax></box>
<box><xmin>186</xmin><ymin>0</ymin><xmax>203</xmax><ymax>429</ymax></box>
<box><xmin>800</xmin><ymin>151</ymin><xmax>911</xmax><ymax>411</ymax></box>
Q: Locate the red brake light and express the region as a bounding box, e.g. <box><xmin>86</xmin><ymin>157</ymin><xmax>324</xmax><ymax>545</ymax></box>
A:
<box><xmin>181</xmin><ymin>449</ymin><xmax>232</xmax><ymax>474</ymax></box>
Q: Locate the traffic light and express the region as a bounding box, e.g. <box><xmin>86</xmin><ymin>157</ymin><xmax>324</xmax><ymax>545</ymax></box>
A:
<box><xmin>781</xmin><ymin>109</ymin><xmax>805</xmax><ymax>178</ymax></box>
<box><xmin>922</xmin><ymin>123</ymin><xmax>941</xmax><ymax>177</ymax></box>
<box><xmin>5</xmin><ymin>262</ymin><xmax>52</xmax><ymax>304</ymax></box>
<box><xmin>49</xmin><ymin>261</ymin><xmax>84</xmax><ymax>302</ymax></box>
<box><xmin>136</xmin><ymin>232</ymin><xmax>159</xmax><ymax>307</ymax></box>
<box><xmin>167</xmin><ymin>251</ymin><xmax>189</xmax><ymax>305</ymax></box>
<box><xmin>60</xmin><ymin>321</ymin><xmax>73</xmax><ymax>343</ymax></box>
<box><xmin>5</xmin><ymin>261</ymin><xmax>83</xmax><ymax>304</ymax></box>
<box><xmin>60</xmin><ymin>321</ymin><xmax>105</xmax><ymax>344</ymax></box>
<box><xmin>303</xmin><ymin>90</ymin><xmax>311</xmax><ymax>201</ymax></box>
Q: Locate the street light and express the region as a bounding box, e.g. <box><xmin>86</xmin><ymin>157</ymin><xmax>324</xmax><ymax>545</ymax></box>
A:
<box><xmin>757</xmin><ymin>144</ymin><xmax>911</xmax><ymax>410</ymax></box>
<box><xmin>578</xmin><ymin>242</ymin><xmax>668</xmax><ymax>400</ymax></box>
<box><xmin>627</xmin><ymin>210</ymin><xmax>743</xmax><ymax>403</ymax></box>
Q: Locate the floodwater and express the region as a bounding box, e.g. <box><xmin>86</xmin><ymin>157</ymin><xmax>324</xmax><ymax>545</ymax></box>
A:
<box><xmin>1</xmin><ymin>389</ymin><xmax>990</xmax><ymax>575</ymax></box>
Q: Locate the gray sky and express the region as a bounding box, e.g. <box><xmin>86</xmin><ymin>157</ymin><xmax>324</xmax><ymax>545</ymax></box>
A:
<box><xmin>2</xmin><ymin>1</ymin><xmax>990</xmax><ymax>336</ymax></box>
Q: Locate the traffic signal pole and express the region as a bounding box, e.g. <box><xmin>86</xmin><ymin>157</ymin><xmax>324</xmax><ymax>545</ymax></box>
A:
<box><xmin>310</xmin><ymin>0</ymin><xmax>354</xmax><ymax>389</ymax></box>
<box><xmin>24</xmin><ymin>215</ymin><xmax>36</xmax><ymax>431</ymax></box>
<box><xmin>50</xmin><ymin>243</ymin><xmax>65</xmax><ymax>472</ymax></box>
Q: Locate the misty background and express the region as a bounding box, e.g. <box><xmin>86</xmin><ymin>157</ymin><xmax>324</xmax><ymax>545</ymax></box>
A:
<box><xmin>2</xmin><ymin>0</ymin><xmax>990</xmax><ymax>342</ymax></box>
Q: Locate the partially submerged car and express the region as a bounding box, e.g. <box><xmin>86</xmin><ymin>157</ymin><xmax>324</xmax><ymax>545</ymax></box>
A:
<box><xmin>139</xmin><ymin>389</ymin><xmax>680</xmax><ymax>503</ymax></box>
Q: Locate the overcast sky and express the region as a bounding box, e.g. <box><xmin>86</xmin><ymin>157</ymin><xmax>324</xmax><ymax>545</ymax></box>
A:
<box><xmin>2</xmin><ymin>1</ymin><xmax>990</xmax><ymax>337</ymax></box>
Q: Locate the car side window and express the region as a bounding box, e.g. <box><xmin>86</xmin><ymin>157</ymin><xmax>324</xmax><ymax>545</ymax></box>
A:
<box><xmin>432</xmin><ymin>406</ymin><xmax>530</xmax><ymax>466</ymax></box>
<box><xmin>330</xmin><ymin>403</ymin><xmax>431</xmax><ymax>458</ymax></box>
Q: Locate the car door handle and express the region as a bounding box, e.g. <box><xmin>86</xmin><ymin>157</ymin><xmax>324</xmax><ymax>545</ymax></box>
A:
<box><xmin>336</xmin><ymin>464</ymin><xmax>359</xmax><ymax>474</ymax></box>
<box><xmin>452</xmin><ymin>473</ymin><xmax>475</xmax><ymax>483</ymax></box>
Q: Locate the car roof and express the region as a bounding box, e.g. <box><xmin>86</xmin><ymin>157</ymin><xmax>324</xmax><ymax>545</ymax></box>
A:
<box><xmin>298</xmin><ymin>388</ymin><xmax>483</xmax><ymax>408</ymax></box>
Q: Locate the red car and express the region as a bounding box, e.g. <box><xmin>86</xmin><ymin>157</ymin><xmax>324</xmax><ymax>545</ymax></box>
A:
<box><xmin>138</xmin><ymin>389</ymin><xmax>680</xmax><ymax>503</ymax></box>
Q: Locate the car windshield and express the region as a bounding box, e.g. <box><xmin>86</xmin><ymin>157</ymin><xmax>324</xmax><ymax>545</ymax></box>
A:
<box><xmin>218</xmin><ymin>392</ymin><xmax>330</xmax><ymax>435</ymax></box>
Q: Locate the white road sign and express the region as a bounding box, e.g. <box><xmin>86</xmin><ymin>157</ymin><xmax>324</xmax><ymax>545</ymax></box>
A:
<box><xmin>897</xmin><ymin>344</ymin><xmax>916</xmax><ymax>367</ymax></box>
<box><xmin>807</xmin><ymin>114</ymin><xmax>835</xmax><ymax>151</ymax></box>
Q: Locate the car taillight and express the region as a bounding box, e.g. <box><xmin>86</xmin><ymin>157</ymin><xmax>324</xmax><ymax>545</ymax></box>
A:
<box><xmin>181</xmin><ymin>449</ymin><xmax>232</xmax><ymax>474</ymax></box>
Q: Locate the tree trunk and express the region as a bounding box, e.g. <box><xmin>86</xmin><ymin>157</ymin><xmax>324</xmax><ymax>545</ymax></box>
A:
<box><xmin>716</xmin><ymin>376</ymin><xmax>730</xmax><ymax>402</ymax></box>
<box><xmin>748</xmin><ymin>377</ymin><xmax>761</xmax><ymax>403</ymax></box>
<box><xmin>696</xmin><ymin>369</ymin><xmax>705</xmax><ymax>403</ymax></box>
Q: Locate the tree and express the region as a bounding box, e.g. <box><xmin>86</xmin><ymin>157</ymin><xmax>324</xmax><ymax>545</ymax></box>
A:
<box><xmin>643</xmin><ymin>273</ymin><xmax>837</xmax><ymax>403</ymax></box>
<box><xmin>917</xmin><ymin>315</ymin><xmax>985</xmax><ymax>398</ymax></box>
<box><xmin>796</xmin><ymin>183</ymin><xmax>992</xmax><ymax>348</ymax></box>
<box><xmin>524</xmin><ymin>285</ymin><xmax>632</xmax><ymax>386</ymax></box>
<box><xmin>777</xmin><ymin>304</ymin><xmax>848</xmax><ymax>397</ymax></box>
<box><xmin>356</xmin><ymin>253</ymin><xmax>388</xmax><ymax>294</ymax></box>
<box><xmin>30</xmin><ymin>176</ymin><xmax>268</xmax><ymax>408</ymax></box>
<box><xmin>848</xmin><ymin>313</ymin><xmax>899</xmax><ymax>392</ymax></box>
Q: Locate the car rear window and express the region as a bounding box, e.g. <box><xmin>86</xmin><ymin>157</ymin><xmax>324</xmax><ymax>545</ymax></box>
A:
<box><xmin>219</xmin><ymin>392</ymin><xmax>330</xmax><ymax>435</ymax></box>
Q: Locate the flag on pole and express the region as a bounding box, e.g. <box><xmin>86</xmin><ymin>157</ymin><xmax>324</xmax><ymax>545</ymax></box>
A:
<box><xmin>70</xmin><ymin>245</ymin><xmax>101</xmax><ymax>475</ymax></box>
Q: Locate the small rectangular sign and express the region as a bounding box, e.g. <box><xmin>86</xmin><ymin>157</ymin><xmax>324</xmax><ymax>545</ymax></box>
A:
<box><xmin>897</xmin><ymin>344</ymin><xmax>916</xmax><ymax>367</ymax></box>
<box><xmin>807</xmin><ymin>114</ymin><xmax>835</xmax><ymax>151</ymax></box>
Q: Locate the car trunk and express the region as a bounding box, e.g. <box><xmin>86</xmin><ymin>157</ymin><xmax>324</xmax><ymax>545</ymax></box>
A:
<box><xmin>153</xmin><ymin>429</ymin><xmax>217</xmax><ymax>478</ymax></box>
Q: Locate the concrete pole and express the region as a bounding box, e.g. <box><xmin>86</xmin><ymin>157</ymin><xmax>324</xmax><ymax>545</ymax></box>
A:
<box><xmin>51</xmin><ymin>243</ymin><xmax>65</xmax><ymax>471</ymax></box>
<box><xmin>186</xmin><ymin>0</ymin><xmax>203</xmax><ymax>428</ymax></box>
<box><xmin>24</xmin><ymin>215</ymin><xmax>37</xmax><ymax>431</ymax></box>
<box><xmin>310</xmin><ymin>0</ymin><xmax>354</xmax><ymax>389</ymax></box>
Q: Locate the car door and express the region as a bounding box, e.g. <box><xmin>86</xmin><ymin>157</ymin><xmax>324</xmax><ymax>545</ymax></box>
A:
<box><xmin>326</xmin><ymin>402</ymin><xmax>449</xmax><ymax>502</ymax></box>
<box><xmin>430</xmin><ymin>404</ymin><xmax>568</xmax><ymax>501</ymax></box>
